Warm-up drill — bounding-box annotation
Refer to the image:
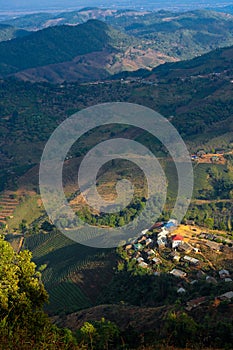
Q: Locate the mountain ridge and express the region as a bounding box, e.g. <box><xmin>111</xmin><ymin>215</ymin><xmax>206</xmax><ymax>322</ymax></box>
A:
<box><xmin>0</xmin><ymin>19</ymin><xmax>177</xmax><ymax>83</ymax></box>
<box><xmin>0</xmin><ymin>20</ymin><xmax>113</xmax><ymax>76</ymax></box>
<box><xmin>2</xmin><ymin>8</ymin><xmax>233</xmax><ymax>75</ymax></box>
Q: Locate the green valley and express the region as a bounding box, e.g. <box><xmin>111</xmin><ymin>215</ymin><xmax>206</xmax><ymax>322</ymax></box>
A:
<box><xmin>0</xmin><ymin>5</ymin><xmax>232</xmax><ymax>349</ymax></box>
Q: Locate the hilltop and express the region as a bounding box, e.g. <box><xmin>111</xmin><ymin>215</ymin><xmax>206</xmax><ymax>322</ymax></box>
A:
<box><xmin>1</xmin><ymin>8</ymin><xmax>125</xmax><ymax>30</ymax></box>
<box><xmin>0</xmin><ymin>19</ymin><xmax>176</xmax><ymax>83</ymax></box>
<box><xmin>0</xmin><ymin>20</ymin><xmax>116</xmax><ymax>79</ymax></box>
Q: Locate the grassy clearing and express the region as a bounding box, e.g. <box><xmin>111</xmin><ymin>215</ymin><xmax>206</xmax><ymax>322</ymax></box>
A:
<box><xmin>192</xmin><ymin>163</ymin><xmax>226</xmax><ymax>199</ymax></box>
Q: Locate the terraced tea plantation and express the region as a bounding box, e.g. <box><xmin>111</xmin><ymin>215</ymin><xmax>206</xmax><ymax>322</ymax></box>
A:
<box><xmin>0</xmin><ymin>192</ymin><xmax>19</xmax><ymax>225</ymax></box>
<box><xmin>23</xmin><ymin>230</ymin><xmax>116</xmax><ymax>314</ymax></box>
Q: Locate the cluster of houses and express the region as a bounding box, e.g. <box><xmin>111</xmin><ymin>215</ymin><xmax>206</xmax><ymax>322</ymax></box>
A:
<box><xmin>191</xmin><ymin>150</ymin><xmax>207</xmax><ymax>160</ymax></box>
<box><xmin>199</xmin><ymin>232</ymin><xmax>225</xmax><ymax>251</ymax></box>
<box><xmin>121</xmin><ymin>219</ymin><xmax>233</xmax><ymax>312</ymax></box>
<box><xmin>122</xmin><ymin>220</ymin><xmax>232</xmax><ymax>290</ymax></box>
<box><xmin>123</xmin><ymin>219</ymin><xmax>202</xmax><ymax>272</ymax></box>
<box><xmin>190</xmin><ymin>148</ymin><xmax>228</xmax><ymax>164</ymax></box>
<box><xmin>168</xmin><ymin>267</ymin><xmax>233</xmax><ymax>303</ymax></box>
<box><xmin>191</xmin><ymin>153</ymin><xmax>221</xmax><ymax>163</ymax></box>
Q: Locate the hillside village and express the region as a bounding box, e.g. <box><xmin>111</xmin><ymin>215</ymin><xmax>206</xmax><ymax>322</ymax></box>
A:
<box><xmin>191</xmin><ymin>149</ymin><xmax>233</xmax><ymax>164</ymax></box>
<box><xmin>119</xmin><ymin>219</ymin><xmax>233</xmax><ymax>308</ymax></box>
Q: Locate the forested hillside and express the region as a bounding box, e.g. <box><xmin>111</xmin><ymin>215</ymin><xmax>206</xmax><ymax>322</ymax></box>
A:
<box><xmin>0</xmin><ymin>43</ymin><xmax>232</xmax><ymax>190</ymax></box>
<box><xmin>1</xmin><ymin>9</ymin><xmax>233</xmax><ymax>82</ymax></box>
<box><xmin>0</xmin><ymin>20</ymin><xmax>115</xmax><ymax>76</ymax></box>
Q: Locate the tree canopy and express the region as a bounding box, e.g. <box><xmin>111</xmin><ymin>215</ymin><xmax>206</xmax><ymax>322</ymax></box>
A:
<box><xmin>0</xmin><ymin>235</ymin><xmax>79</xmax><ymax>350</ymax></box>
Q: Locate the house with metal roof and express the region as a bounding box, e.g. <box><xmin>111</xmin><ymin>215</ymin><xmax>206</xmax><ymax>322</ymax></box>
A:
<box><xmin>170</xmin><ymin>269</ymin><xmax>187</xmax><ymax>278</ymax></box>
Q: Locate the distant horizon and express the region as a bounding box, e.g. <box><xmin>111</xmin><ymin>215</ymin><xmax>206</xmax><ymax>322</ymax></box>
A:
<box><xmin>0</xmin><ymin>0</ymin><xmax>232</xmax><ymax>13</ymax></box>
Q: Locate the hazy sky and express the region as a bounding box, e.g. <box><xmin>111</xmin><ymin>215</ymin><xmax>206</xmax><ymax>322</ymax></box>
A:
<box><xmin>0</xmin><ymin>0</ymin><xmax>232</xmax><ymax>11</ymax></box>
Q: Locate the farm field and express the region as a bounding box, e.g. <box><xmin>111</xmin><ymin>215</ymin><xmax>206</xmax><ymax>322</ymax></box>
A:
<box><xmin>0</xmin><ymin>191</ymin><xmax>19</xmax><ymax>226</ymax></box>
<box><xmin>7</xmin><ymin>194</ymin><xmax>43</xmax><ymax>231</ymax></box>
<box><xmin>22</xmin><ymin>230</ymin><xmax>116</xmax><ymax>314</ymax></box>
<box><xmin>0</xmin><ymin>190</ymin><xmax>44</xmax><ymax>231</ymax></box>
<box><xmin>67</xmin><ymin>157</ymin><xmax>227</xmax><ymax>209</ymax></box>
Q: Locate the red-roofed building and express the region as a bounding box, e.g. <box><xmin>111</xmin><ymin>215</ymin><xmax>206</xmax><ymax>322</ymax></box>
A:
<box><xmin>172</xmin><ymin>235</ymin><xmax>184</xmax><ymax>249</ymax></box>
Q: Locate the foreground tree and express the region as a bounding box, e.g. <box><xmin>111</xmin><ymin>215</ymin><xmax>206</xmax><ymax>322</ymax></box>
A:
<box><xmin>77</xmin><ymin>318</ymin><xmax>120</xmax><ymax>350</ymax></box>
<box><xmin>0</xmin><ymin>235</ymin><xmax>79</xmax><ymax>350</ymax></box>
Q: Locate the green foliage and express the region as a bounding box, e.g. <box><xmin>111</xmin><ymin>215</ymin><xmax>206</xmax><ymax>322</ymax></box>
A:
<box><xmin>164</xmin><ymin>312</ymin><xmax>198</xmax><ymax>347</ymax></box>
<box><xmin>110</xmin><ymin>9</ymin><xmax>233</xmax><ymax>60</ymax></box>
<box><xmin>76</xmin><ymin>197</ymin><xmax>146</xmax><ymax>227</ymax></box>
<box><xmin>78</xmin><ymin>321</ymin><xmax>96</xmax><ymax>349</ymax></box>
<box><xmin>0</xmin><ymin>20</ymin><xmax>127</xmax><ymax>76</ymax></box>
<box><xmin>0</xmin><ymin>235</ymin><xmax>48</xmax><ymax>317</ymax></box>
<box><xmin>40</xmin><ymin>220</ymin><xmax>55</xmax><ymax>232</ymax></box>
<box><xmin>48</xmin><ymin>281</ymin><xmax>91</xmax><ymax>314</ymax></box>
<box><xmin>22</xmin><ymin>229</ymin><xmax>114</xmax><ymax>314</ymax></box>
<box><xmin>99</xmin><ymin>271</ymin><xmax>178</xmax><ymax>307</ymax></box>
<box><xmin>77</xmin><ymin>318</ymin><xmax>120</xmax><ymax>350</ymax></box>
<box><xmin>185</xmin><ymin>201</ymin><xmax>233</xmax><ymax>231</ymax></box>
<box><xmin>204</xmin><ymin>217</ymin><xmax>215</xmax><ymax>229</ymax></box>
<box><xmin>161</xmin><ymin>312</ymin><xmax>233</xmax><ymax>349</ymax></box>
<box><xmin>0</xmin><ymin>235</ymin><xmax>79</xmax><ymax>349</ymax></box>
